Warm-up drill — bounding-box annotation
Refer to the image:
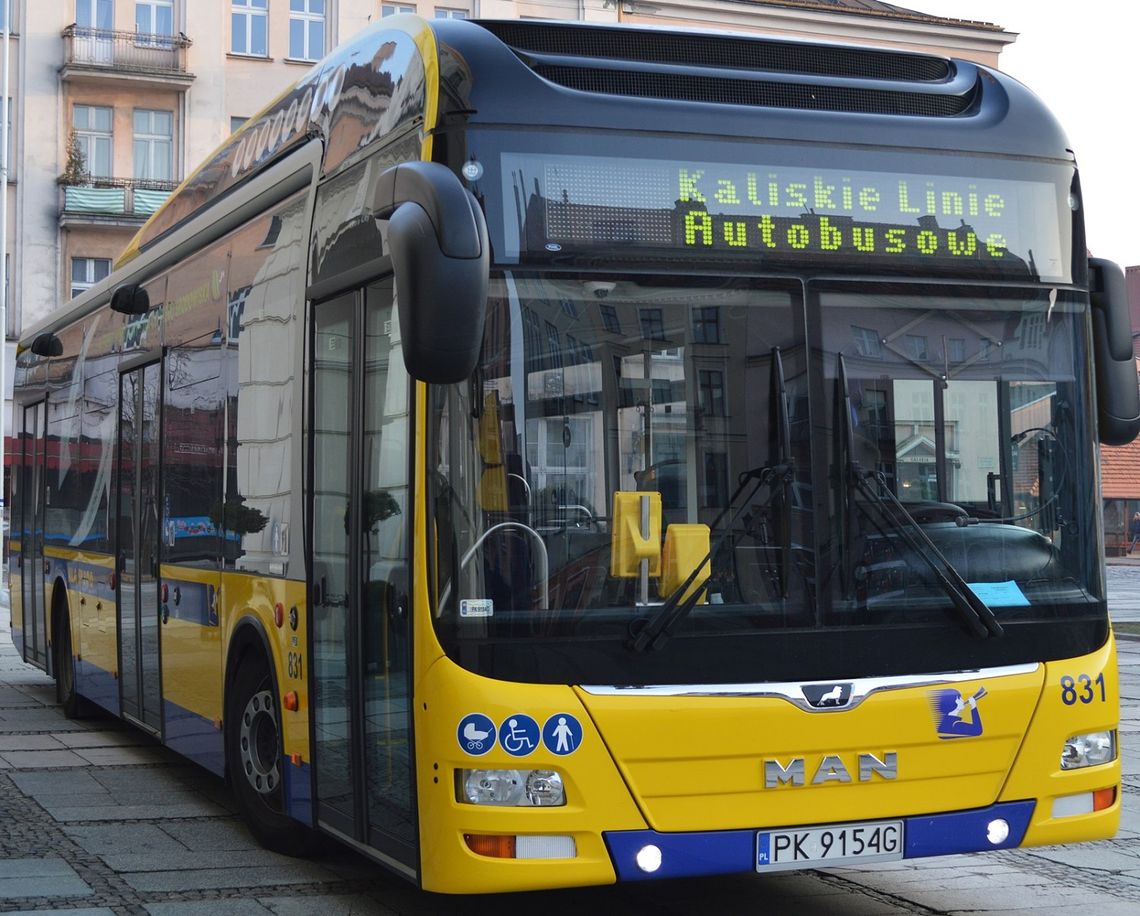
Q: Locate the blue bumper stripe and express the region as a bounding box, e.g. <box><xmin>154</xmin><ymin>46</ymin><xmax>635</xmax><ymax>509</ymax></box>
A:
<box><xmin>605</xmin><ymin>800</ymin><xmax>1037</xmax><ymax>882</ymax></box>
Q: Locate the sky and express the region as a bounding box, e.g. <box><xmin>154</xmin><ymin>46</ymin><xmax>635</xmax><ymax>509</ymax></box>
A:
<box><xmin>902</xmin><ymin>2</ymin><xmax>1139</xmax><ymax>267</ymax></box>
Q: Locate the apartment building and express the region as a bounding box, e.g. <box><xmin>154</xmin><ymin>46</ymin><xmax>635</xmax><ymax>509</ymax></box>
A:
<box><xmin>0</xmin><ymin>0</ymin><xmax>1010</xmax><ymax>494</ymax></box>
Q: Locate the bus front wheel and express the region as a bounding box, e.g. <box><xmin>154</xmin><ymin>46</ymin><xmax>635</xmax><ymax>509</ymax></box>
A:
<box><xmin>226</xmin><ymin>652</ymin><xmax>316</xmax><ymax>856</ymax></box>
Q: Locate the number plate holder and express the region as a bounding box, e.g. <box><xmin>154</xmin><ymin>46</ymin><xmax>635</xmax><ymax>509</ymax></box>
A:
<box><xmin>756</xmin><ymin>819</ymin><xmax>904</xmax><ymax>872</ymax></box>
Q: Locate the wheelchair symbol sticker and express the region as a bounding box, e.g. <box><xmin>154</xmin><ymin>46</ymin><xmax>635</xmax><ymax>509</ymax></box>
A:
<box><xmin>498</xmin><ymin>714</ymin><xmax>540</xmax><ymax>757</ymax></box>
<box><xmin>458</xmin><ymin>713</ymin><xmax>496</xmax><ymax>756</ymax></box>
<box><xmin>543</xmin><ymin>713</ymin><xmax>583</xmax><ymax>755</ymax></box>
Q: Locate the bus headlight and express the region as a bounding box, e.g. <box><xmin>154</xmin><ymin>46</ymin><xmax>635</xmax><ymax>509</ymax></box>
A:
<box><xmin>460</xmin><ymin>769</ymin><xmax>566</xmax><ymax>806</ymax></box>
<box><xmin>1060</xmin><ymin>731</ymin><xmax>1116</xmax><ymax>770</ymax></box>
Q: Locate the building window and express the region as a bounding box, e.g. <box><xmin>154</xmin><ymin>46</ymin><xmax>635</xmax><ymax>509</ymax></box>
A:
<box><xmin>906</xmin><ymin>334</ymin><xmax>929</xmax><ymax>361</ymax></box>
<box><xmin>434</xmin><ymin>7</ymin><xmax>468</xmax><ymax>18</ymax></box>
<box><xmin>639</xmin><ymin>308</ymin><xmax>664</xmax><ymax>341</ymax></box>
<box><xmin>5</xmin><ymin>97</ymin><xmax>12</xmax><ymax>176</ymax></box>
<box><xmin>4</xmin><ymin>254</ymin><xmax>14</xmax><ymax>340</ymax></box>
<box><xmin>232</xmin><ymin>0</ymin><xmax>268</xmax><ymax>57</ymax></box>
<box><xmin>289</xmin><ymin>0</ymin><xmax>324</xmax><ymax>60</ymax></box>
<box><xmin>1</xmin><ymin>0</ymin><xmax>9</xmax><ymax>32</ymax></box>
<box><xmin>692</xmin><ymin>306</ymin><xmax>720</xmax><ymax>344</ymax></box>
<box><xmin>599</xmin><ymin>304</ymin><xmax>620</xmax><ymax>334</ymax></box>
<box><xmin>133</xmin><ymin>109</ymin><xmax>172</xmax><ymax>181</ymax></box>
<box><xmin>698</xmin><ymin>369</ymin><xmax>726</xmax><ymax>417</ymax></box>
<box><xmin>78</xmin><ymin>0</ymin><xmax>114</xmax><ymax>30</ymax></box>
<box><xmin>852</xmin><ymin>325</ymin><xmax>882</xmax><ymax>359</ymax></box>
<box><xmin>72</xmin><ymin>257</ymin><xmax>112</xmax><ymax>299</ymax></box>
<box><xmin>382</xmin><ymin>4</ymin><xmax>415</xmax><ymax>14</ymax></box>
<box><xmin>136</xmin><ymin>0</ymin><xmax>173</xmax><ymax>38</ymax></box>
<box><xmin>73</xmin><ymin>105</ymin><xmax>113</xmax><ymax>179</ymax></box>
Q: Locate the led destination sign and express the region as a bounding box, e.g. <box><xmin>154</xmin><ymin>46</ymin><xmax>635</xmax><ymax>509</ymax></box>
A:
<box><xmin>503</xmin><ymin>153</ymin><xmax>1066</xmax><ymax>279</ymax></box>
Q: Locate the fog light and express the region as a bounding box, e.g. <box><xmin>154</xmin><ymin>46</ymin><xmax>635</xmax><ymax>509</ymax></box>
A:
<box><xmin>986</xmin><ymin>818</ymin><xmax>1010</xmax><ymax>845</ymax></box>
<box><xmin>459</xmin><ymin>768</ymin><xmax>567</xmax><ymax>807</ymax></box>
<box><xmin>525</xmin><ymin>770</ymin><xmax>565</xmax><ymax>806</ymax></box>
<box><xmin>463</xmin><ymin>769</ymin><xmax>524</xmax><ymax>806</ymax></box>
<box><xmin>1061</xmin><ymin>731</ymin><xmax>1116</xmax><ymax>770</ymax></box>
<box><xmin>636</xmin><ymin>844</ymin><xmax>662</xmax><ymax>873</ymax></box>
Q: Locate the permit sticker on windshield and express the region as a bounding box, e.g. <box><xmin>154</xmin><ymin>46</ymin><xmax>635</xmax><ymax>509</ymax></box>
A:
<box><xmin>460</xmin><ymin>598</ymin><xmax>494</xmax><ymax>618</ymax></box>
<box><xmin>966</xmin><ymin>580</ymin><xmax>1030</xmax><ymax>607</ymax></box>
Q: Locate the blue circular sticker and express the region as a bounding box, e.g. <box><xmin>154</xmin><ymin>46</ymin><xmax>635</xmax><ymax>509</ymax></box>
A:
<box><xmin>498</xmin><ymin>714</ymin><xmax>540</xmax><ymax>757</ymax></box>
<box><xmin>457</xmin><ymin>713</ymin><xmax>496</xmax><ymax>756</ymax></box>
<box><xmin>542</xmin><ymin>713</ymin><xmax>584</xmax><ymax>755</ymax></box>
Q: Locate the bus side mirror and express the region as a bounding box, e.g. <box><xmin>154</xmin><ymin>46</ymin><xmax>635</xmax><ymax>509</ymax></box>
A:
<box><xmin>1089</xmin><ymin>258</ymin><xmax>1140</xmax><ymax>445</ymax></box>
<box><xmin>371</xmin><ymin>161</ymin><xmax>489</xmax><ymax>385</ymax></box>
<box><xmin>111</xmin><ymin>284</ymin><xmax>150</xmax><ymax>315</ymax></box>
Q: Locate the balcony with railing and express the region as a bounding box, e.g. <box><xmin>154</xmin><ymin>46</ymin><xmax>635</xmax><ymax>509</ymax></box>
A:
<box><xmin>61</xmin><ymin>25</ymin><xmax>195</xmax><ymax>89</ymax></box>
<box><xmin>59</xmin><ymin>177</ymin><xmax>178</xmax><ymax>229</ymax></box>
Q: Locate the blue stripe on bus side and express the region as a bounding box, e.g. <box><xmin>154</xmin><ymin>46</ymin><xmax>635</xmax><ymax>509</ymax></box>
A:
<box><xmin>284</xmin><ymin>759</ymin><xmax>313</xmax><ymax>825</ymax></box>
<box><xmin>75</xmin><ymin>657</ymin><xmax>120</xmax><ymax>717</ymax></box>
<box><xmin>163</xmin><ymin>699</ymin><xmax>225</xmax><ymax>777</ymax></box>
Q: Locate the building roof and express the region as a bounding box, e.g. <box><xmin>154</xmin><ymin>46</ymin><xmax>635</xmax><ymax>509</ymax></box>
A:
<box><xmin>740</xmin><ymin>1</ymin><xmax>1003</xmax><ymax>31</ymax></box>
<box><xmin>1101</xmin><ymin>422</ymin><xmax>1140</xmax><ymax>499</ymax></box>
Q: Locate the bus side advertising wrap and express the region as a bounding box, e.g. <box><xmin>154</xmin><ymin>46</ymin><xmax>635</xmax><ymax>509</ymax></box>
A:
<box><xmin>502</xmin><ymin>153</ymin><xmax>1066</xmax><ymax>281</ymax></box>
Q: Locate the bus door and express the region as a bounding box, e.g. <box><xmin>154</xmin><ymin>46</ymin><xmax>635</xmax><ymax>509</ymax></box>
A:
<box><xmin>311</xmin><ymin>280</ymin><xmax>415</xmax><ymax>871</ymax></box>
<box><xmin>116</xmin><ymin>360</ymin><xmax>164</xmax><ymax>734</ymax></box>
<box><xmin>19</xmin><ymin>402</ymin><xmax>48</xmax><ymax>669</ymax></box>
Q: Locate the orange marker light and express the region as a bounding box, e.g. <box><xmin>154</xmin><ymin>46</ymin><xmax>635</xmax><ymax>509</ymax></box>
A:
<box><xmin>274</xmin><ymin>603</ymin><xmax>285</xmax><ymax>628</ymax></box>
<box><xmin>283</xmin><ymin>690</ymin><xmax>299</xmax><ymax>711</ymax></box>
<box><xmin>1094</xmin><ymin>787</ymin><xmax>1117</xmax><ymax>811</ymax></box>
<box><xmin>291</xmin><ymin>753</ymin><xmax>303</xmax><ymax>766</ymax></box>
<box><xmin>465</xmin><ymin>834</ymin><xmax>516</xmax><ymax>858</ymax></box>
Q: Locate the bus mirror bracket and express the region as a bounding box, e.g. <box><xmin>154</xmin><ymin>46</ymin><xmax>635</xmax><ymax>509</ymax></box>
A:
<box><xmin>111</xmin><ymin>284</ymin><xmax>151</xmax><ymax>316</ymax></box>
<box><xmin>1089</xmin><ymin>258</ymin><xmax>1140</xmax><ymax>445</ymax></box>
<box><xmin>370</xmin><ymin>161</ymin><xmax>489</xmax><ymax>385</ymax></box>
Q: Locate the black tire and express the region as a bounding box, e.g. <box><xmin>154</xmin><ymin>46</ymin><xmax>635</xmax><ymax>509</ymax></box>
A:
<box><xmin>55</xmin><ymin>599</ymin><xmax>88</xmax><ymax>719</ymax></box>
<box><xmin>226</xmin><ymin>650</ymin><xmax>318</xmax><ymax>856</ymax></box>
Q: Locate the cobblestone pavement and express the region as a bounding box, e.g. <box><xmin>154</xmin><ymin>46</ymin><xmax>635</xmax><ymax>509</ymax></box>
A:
<box><xmin>2</xmin><ymin>580</ymin><xmax>1140</xmax><ymax>915</ymax></box>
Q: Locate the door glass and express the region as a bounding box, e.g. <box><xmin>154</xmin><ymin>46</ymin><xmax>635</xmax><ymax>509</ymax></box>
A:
<box><xmin>23</xmin><ymin>405</ymin><xmax>47</xmax><ymax>667</ymax></box>
<box><xmin>361</xmin><ymin>281</ymin><xmax>413</xmax><ymax>848</ymax></box>
<box><xmin>312</xmin><ymin>293</ymin><xmax>356</xmax><ymax>830</ymax></box>
<box><xmin>118</xmin><ymin>374</ymin><xmax>139</xmax><ymax>719</ymax></box>
<box><xmin>138</xmin><ymin>363</ymin><xmax>163</xmax><ymax>729</ymax></box>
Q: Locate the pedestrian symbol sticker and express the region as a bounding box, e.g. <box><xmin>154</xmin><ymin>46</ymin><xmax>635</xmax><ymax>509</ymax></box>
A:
<box><xmin>499</xmin><ymin>714</ymin><xmax>540</xmax><ymax>756</ymax></box>
<box><xmin>929</xmin><ymin>687</ymin><xmax>986</xmax><ymax>739</ymax></box>
<box><xmin>458</xmin><ymin>713</ymin><xmax>496</xmax><ymax>756</ymax></box>
<box><xmin>543</xmin><ymin>713</ymin><xmax>583</xmax><ymax>755</ymax></box>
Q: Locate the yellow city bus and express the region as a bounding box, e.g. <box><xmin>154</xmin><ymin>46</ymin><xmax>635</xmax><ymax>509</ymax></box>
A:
<box><xmin>8</xmin><ymin>14</ymin><xmax>1140</xmax><ymax>894</ymax></box>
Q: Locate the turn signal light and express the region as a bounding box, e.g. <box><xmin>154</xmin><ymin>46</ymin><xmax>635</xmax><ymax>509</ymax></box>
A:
<box><xmin>274</xmin><ymin>602</ymin><xmax>285</xmax><ymax>628</ymax></box>
<box><xmin>465</xmin><ymin>834</ymin><xmax>516</xmax><ymax>858</ymax></box>
<box><xmin>283</xmin><ymin>691</ymin><xmax>299</xmax><ymax>711</ymax></box>
<box><xmin>1094</xmin><ymin>787</ymin><xmax>1117</xmax><ymax>811</ymax></box>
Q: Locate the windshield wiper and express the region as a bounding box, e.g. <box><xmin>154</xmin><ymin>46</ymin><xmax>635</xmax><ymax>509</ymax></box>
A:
<box><xmin>836</xmin><ymin>355</ymin><xmax>1003</xmax><ymax>640</ymax></box>
<box><xmin>631</xmin><ymin>349</ymin><xmax>795</xmax><ymax>653</ymax></box>
<box><xmin>629</xmin><ymin>462</ymin><xmax>793</xmax><ymax>653</ymax></box>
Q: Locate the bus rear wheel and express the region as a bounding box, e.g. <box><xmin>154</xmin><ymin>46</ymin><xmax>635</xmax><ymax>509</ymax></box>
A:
<box><xmin>226</xmin><ymin>652</ymin><xmax>317</xmax><ymax>856</ymax></box>
<box><xmin>54</xmin><ymin>597</ymin><xmax>88</xmax><ymax>719</ymax></box>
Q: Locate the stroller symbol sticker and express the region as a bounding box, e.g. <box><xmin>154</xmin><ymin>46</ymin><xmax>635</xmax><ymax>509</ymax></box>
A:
<box><xmin>499</xmin><ymin>714</ymin><xmax>540</xmax><ymax>757</ymax></box>
<box><xmin>458</xmin><ymin>713</ymin><xmax>496</xmax><ymax>756</ymax></box>
<box><xmin>929</xmin><ymin>687</ymin><xmax>987</xmax><ymax>739</ymax></box>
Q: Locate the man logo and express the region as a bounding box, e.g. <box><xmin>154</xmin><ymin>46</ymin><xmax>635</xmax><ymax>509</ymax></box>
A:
<box><xmin>764</xmin><ymin>752</ymin><xmax>898</xmax><ymax>788</ymax></box>
<box><xmin>802</xmin><ymin>683</ymin><xmax>853</xmax><ymax>708</ymax></box>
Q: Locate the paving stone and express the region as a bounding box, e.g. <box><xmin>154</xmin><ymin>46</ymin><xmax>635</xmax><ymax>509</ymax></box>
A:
<box><xmin>77</xmin><ymin>746</ymin><xmax>168</xmax><ymax>766</ymax></box>
<box><xmin>261</xmin><ymin>894</ymin><xmax>396</xmax><ymax>915</ymax></box>
<box><xmin>0</xmin><ymin>734</ymin><xmax>64</xmax><ymax>751</ymax></box>
<box><xmin>157</xmin><ymin>817</ymin><xmax>261</xmax><ymax>852</ymax></box>
<box><xmin>64</xmin><ymin>823</ymin><xmax>197</xmax><ymax>858</ymax></box>
<box><xmin>42</xmin><ymin>802</ymin><xmax>229</xmax><ymax>822</ymax></box>
<box><xmin>146</xmin><ymin>903</ymin><xmax>275</xmax><ymax>916</ymax></box>
<box><xmin>122</xmin><ymin>863</ymin><xmax>335</xmax><ymax>893</ymax></box>
<box><xmin>55</xmin><ymin>730</ymin><xmax>148</xmax><ymax>749</ymax></box>
<box><xmin>0</xmin><ymin>748</ymin><xmax>91</xmax><ymax>768</ymax></box>
<box><xmin>0</xmin><ymin>857</ymin><xmax>93</xmax><ymax>899</ymax></box>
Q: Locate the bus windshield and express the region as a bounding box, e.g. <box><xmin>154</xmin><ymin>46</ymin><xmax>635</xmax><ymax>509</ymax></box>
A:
<box><xmin>428</xmin><ymin>272</ymin><xmax>1104</xmax><ymax>682</ymax></box>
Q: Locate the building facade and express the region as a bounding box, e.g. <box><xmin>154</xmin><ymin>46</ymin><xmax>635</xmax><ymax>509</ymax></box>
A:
<box><xmin>0</xmin><ymin>0</ymin><xmax>1012</xmax><ymax>504</ymax></box>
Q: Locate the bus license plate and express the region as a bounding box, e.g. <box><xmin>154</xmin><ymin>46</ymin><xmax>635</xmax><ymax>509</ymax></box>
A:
<box><xmin>756</xmin><ymin>819</ymin><xmax>904</xmax><ymax>872</ymax></box>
